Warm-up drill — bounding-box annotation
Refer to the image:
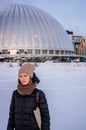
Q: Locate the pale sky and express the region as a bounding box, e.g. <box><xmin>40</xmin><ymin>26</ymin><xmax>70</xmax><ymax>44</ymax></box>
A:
<box><xmin>0</xmin><ymin>0</ymin><xmax>86</xmax><ymax>36</ymax></box>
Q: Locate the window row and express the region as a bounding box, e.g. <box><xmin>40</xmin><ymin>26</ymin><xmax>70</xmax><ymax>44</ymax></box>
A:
<box><xmin>0</xmin><ymin>49</ymin><xmax>74</xmax><ymax>55</ymax></box>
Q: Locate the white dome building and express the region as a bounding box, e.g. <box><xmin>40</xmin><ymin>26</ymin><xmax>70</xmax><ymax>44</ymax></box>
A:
<box><xmin>0</xmin><ymin>3</ymin><xmax>74</xmax><ymax>59</ymax></box>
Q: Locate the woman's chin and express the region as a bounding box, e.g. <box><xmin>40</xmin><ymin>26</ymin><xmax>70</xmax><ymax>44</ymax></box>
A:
<box><xmin>22</xmin><ymin>82</ymin><xmax>28</xmax><ymax>85</ymax></box>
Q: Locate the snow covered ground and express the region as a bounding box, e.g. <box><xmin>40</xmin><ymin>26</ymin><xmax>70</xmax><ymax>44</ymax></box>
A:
<box><xmin>0</xmin><ymin>62</ymin><xmax>86</xmax><ymax>130</ymax></box>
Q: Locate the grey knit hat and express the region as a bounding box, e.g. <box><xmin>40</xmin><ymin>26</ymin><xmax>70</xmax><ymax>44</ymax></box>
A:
<box><xmin>19</xmin><ymin>63</ymin><xmax>35</xmax><ymax>78</ymax></box>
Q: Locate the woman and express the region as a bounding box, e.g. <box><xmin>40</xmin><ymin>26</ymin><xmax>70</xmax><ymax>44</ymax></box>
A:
<box><xmin>7</xmin><ymin>63</ymin><xmax>50</xmax><ymax>130</ymax></box>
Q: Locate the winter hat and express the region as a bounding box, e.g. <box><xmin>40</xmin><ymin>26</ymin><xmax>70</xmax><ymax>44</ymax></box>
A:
<box><xmin>19</xmin><ymin>63</ymin><xmax>35</xmax><ymax>78</ymax></box>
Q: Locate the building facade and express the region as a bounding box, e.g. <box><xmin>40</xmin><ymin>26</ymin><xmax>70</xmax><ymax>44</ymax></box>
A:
<box><xmin>0</xmin><ymin>3</ymin><xmax>74</xmax><ymax>60</ymax></box>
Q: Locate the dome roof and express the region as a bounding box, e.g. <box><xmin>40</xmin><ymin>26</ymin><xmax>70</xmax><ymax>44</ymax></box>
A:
<box><xmin>0</xmin><ymin>4</ymin><xmax>74</xmax><ymax>55</ymax></box>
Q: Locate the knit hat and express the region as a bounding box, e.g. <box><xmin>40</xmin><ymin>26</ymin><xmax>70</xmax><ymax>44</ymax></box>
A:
<box><xmin>19</xmin><ymin>63</ymin><xmax>35</xmax><ymax>78</ymax></box>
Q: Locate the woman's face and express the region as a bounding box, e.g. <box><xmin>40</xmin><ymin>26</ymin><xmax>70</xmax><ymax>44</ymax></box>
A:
<box><xmin>19</xmin><ymin>73</ymin><xmax>31</xmax><ymax>85</ymax></box>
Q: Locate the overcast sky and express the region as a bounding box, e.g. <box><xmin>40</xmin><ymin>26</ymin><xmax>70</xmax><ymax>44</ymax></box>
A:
<box><xmin>0</xmin><ymin>0</ymin><xmax>86</xmax><ymax>36</ymax></box>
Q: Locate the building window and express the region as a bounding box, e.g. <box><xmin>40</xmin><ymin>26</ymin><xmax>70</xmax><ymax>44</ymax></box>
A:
<box><xmin>2</xmin><ymin>49</ymin><xmax>8</xmax><ymax>54</ymax></box>
<box><xmin>42</xmin><ymin>49</ymin><xmax>47</xmax><ymax>54</ymax></box>
<box><xmin>19</xmin><ymin>49</ymin><xmax>25</xmax><ymax>54</ymax></box>
<box><xmin>10</xmin><ymin>50</ymin><xmax>17</xmax><ymax>55</ymax></box>
<box><xmin>55</xmin><ymin>50</ymin><xmax>59</xmax><ymax>54</ymax></box>
<box><xmin>49</xmin><ymin>50</ymin><xmax>54</xmax><ymax>54</ymax></box>
<box><xmin>61</xmin><ymin>51</ymin><xmax>64</xmax><ymax>54</ymax></box>
<box><xmin>35</xmin><ymin>49</ymin><xmax>40</xmax><ymax>54</ymax></box>
<box><xmin>72</xmin><ymin>36</ymin><xmax>82</xmax><ymax>43</ymax></box>
<box><xmin>27</xmin><ymin>49</ymin><xmax>32</xmax><ymax>54</ymax></box>
<box><xmin>65</xmin><ymin>51</ymin><xmax>68</xmax><ymax>54</ymax></box>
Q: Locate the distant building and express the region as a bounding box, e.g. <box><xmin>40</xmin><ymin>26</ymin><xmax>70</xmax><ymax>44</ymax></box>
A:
<box><xmin>71</xmin><ymin>35</ymin><xmax>86</xmax><ymax>56</ymax></box>
<box><xmin>0</xmin><ymin>3</ymin><xmax>74</xmax><ymax>61</ymax></box>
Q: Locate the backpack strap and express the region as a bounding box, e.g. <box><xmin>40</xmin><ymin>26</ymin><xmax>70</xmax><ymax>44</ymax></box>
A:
<box><xmin>36</xmin><ymin>91</ymin><xmax>40</xmax><ymax>107</ymax></box>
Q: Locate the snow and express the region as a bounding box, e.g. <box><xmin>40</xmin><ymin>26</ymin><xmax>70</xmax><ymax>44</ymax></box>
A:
<box><xmin>0</xmin><ymin>62</ymin><xmax>86</xmax><ymax>130</ymax></box>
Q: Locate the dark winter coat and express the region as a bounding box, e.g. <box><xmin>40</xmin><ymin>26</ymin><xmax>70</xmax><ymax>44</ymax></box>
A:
<box><xmin>7</xmin><ymin>88</ymin><xmax>50</xmax><ymax>130</ymax></box>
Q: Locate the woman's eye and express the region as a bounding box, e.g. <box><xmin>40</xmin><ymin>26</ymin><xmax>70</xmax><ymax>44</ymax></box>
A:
<box><xmin>24</xmin><ymin>75</ymin><xmax>27</xmax><ymax>77</ymax></box>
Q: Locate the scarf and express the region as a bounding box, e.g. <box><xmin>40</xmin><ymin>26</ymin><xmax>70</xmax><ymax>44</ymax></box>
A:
<box><xmin>17</xmin><ymin>82</ymin><xmax>37</xmax><ymax>95</ymax></box>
